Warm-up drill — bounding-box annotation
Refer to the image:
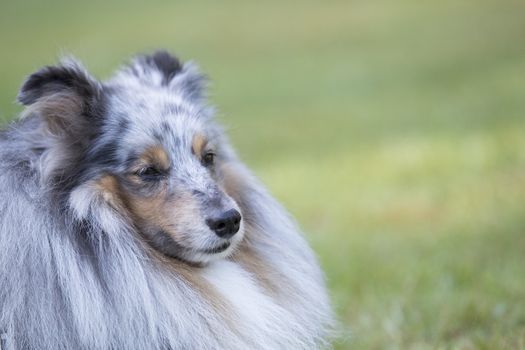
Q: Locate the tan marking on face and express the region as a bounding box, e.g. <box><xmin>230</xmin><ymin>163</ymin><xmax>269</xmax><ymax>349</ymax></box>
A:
<box><xmin>125</xmin><ymin>146</ymin><xmax>170</xmax><ymax>187</ymax></box>
<box><xmin>94</xmin><ymin>172</ymin><xmax>180</xmax><ymax>242</ymax></box>
<box><xmin>95</xmin><ymin>175</ymin><xmax>128</xmax><ymax>213</ymax></box>
<box><xmin>119</xmin><ymin>184</ymin><xmax>201</xmax><ymax>247</ymax></box>
<box><xmin>132</xmin><ymin>145</ymin><xmax>171</xmax><ymax>172</ymax></box>
<box><xmin>192</xmin><ymin>133</ymin><xmax>208</xmax><ymax>157</ymax></box>
<box><xmin>123</xmin><ymin>185</ymin><xmax>173</xmax><ymax>233</ymax></box>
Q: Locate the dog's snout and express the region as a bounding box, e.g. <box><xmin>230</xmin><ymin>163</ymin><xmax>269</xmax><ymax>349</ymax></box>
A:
<box><xmin>206</xmin><ymin>209</ymin><xmax>241</xmax><ymax>239</ymax></box>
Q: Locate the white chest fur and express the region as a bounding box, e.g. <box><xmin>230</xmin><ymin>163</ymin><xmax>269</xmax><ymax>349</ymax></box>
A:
<box><xmin>200</xmin><ymin>260</ymin><xmax>307</xmax><ymax>349</ymax></box>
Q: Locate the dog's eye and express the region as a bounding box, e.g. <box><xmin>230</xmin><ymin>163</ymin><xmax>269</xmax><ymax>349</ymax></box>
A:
<box><xmin>136</xmin><ymin>166</ymin><xmax>163</xmax><ymax>180</ymax></box>
<box><xmin>202</xmin><ymin>152</ymin><xmax>215</xmax><ymax>167</ymax></box>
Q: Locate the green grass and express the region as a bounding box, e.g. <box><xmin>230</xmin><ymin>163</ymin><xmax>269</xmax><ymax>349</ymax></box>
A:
<box><xmin>1</xmin><ymin>0</ymin><xmax>525</xmax><ymax>348</ymax></box>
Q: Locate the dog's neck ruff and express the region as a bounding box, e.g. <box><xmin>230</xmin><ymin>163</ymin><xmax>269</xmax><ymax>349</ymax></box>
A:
<box><xmin>0</xmin><ymin>161</ymin><xmax>333</xmax><ymax>349</ymax></box>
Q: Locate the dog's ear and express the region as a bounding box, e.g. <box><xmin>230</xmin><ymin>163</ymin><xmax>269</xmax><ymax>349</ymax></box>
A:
<box><xmin>168</xmin><ymin>60</ymin><xmax>207</xmax><ymax>102</ymax></box>
<box><xmin>130</xmin><ymin>50</ymin><xmax>183</xmax><ymax>86</ymax></box>
<box><xmin>17</xmin><ymin>58</ymin><xmax>102</xmax><ymax>136</ymax></box>
<box><xmin>124</xmin><ymin>50</ymin><xmax>207</xmax><ymax>102</ymax></box>
<box><xmin>17</xmin><ymin>59</ymin><xmax>103</xmax><ymax>183</ymax></box>
<box><xmin>18</xmin><ymin>58</ymin><xmax>100</xmax><ymax>107</ymax></box>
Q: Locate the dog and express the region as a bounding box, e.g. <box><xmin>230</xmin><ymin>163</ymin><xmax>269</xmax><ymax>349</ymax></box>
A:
<box><xmin>0</xmin><ymin>51</ymin><xmax>333</xmax><ymax>349</ymax></box>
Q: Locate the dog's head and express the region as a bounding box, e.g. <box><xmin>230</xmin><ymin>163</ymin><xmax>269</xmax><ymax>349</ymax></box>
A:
<box><xmin>18</xmin><ymin>51</ymin><xmax>247</xmax><ymax>264</ymax></box>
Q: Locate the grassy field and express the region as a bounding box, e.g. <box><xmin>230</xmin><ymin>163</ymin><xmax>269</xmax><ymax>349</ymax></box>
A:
<box><xmin>1</xmin><ymin>0</ymin><xmax>525</xmax><ymax>348</ymax></box>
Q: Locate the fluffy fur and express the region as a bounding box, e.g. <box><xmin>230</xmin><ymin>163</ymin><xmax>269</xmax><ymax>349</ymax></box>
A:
<box><xmin>0</xmin><ymin>51</ymin><xmax>334</xmax><ymax>349</ymax></box>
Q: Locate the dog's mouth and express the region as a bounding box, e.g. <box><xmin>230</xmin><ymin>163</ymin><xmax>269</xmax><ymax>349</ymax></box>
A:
<box><xmin>198</xmin><ymin>241</ymin><xmax>231</xmax><ymax>254</ymax></box>
<box><xmin>145</xmin><ymin>229</ymin><xmax>240</xmax><ymax>266</ymax></box>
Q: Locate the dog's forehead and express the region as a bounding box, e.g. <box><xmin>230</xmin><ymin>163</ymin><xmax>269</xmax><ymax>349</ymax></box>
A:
<box><xmin>105</xmin><ymin>85</ymin><xmax>208</xmax><ymax>147</ymax></box>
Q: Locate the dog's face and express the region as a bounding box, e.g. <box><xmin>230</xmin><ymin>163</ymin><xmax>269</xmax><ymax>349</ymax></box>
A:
<box><xmin>98</xmin><ymin>87</ymin><xmax>245</xmax><ymax>263</ymax></box>
<box><xmin>18</xmin><ymin>51</ymin><xmax>245</xmax><ymax>264</ymax></box>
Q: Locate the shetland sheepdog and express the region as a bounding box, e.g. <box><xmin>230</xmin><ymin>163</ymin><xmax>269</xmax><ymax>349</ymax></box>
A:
<box><xmin>0</xmin><ymin>51</ymin><xmax>333</xmax><ymax>349</ymax></box>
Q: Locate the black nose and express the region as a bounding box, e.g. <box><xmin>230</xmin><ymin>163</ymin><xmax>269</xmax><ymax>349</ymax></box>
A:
<box><xmin>206</xmin><ymin>209</ymin><xmax>242</xmax><ymax>239</ymax></box>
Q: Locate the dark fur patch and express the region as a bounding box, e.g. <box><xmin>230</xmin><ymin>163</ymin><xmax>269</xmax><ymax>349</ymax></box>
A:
<box><xmin>18</xmin><ymin>64</ymin><xmax>99</xmax><ymax>106</ymax></box>
<box><xmin>116</xmin><ymin>117</ymin><xmax>130</xmax><ymax>136</ymax></box>
<box><xmin>160</xmin><ymin>121</ymin><xmax>171</xmax><ymax>133</ymax></box>
<box><xmin>137</xmin><ymin>51</ymin><xmax>182</xmax><ymax>85</ymax></box>
<box><xmin>86</xmin><ymin>140</ymin><xmax>121</xmax><ymax>168</ymax></box>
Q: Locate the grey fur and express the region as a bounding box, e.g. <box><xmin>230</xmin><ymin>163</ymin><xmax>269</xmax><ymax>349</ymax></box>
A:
<box><xmin>0</xmin><ymin>51</ymin><xmax>334</xmax><ymax>349</ymax></box>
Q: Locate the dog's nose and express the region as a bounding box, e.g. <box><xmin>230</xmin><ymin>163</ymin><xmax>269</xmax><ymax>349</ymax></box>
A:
<box><xmin>206</xmin><ymin>209</ymin><xmax>241</xmax><ymax>239</ymax></box>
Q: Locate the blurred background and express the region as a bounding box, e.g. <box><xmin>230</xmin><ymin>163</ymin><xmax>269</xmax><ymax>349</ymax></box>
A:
<box><xmin>1</xmin><ymin>0</ymin><xmax>524</xmax><ymax>348</ymax></box>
